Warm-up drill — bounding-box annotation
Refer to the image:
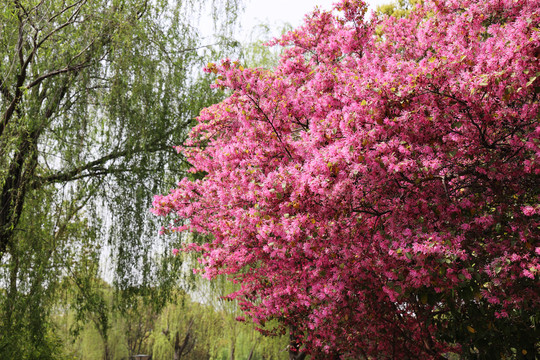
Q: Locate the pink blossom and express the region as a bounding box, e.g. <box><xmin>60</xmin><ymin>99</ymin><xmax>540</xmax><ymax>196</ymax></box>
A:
<box><xmin>522</xmin><ymin>205</ymin><xmax>537</xmax><ymax>216</ymax></box>
<box><xmin>153</xmin><ymin>0</ymin><xmax>540</xmax><ymax>357</ymax></box>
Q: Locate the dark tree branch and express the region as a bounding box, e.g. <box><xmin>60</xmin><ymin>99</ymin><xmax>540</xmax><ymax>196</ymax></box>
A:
<box><xmin>0</xmin><ymin>129</ymin><xmax>40</xmax><ymax>255</ymax></box>
<box><xmin>0</xmin><ymin>8</ymin><xmax>25</xmax><ymax>139</ymax></box>
<box><xmin>36</xmin><ymin>143</ymin><xmax>173</xmax><ymax>186</ymax></box>
<box><xmin>245</xmin><ymin>93</ymin><xmax>293</xmax><ymax>159</ymax></box>
<box><xmin>47</xmin><ymin>0</ymin><xmax>86</xmax><ymax>23</ymax></box>
<box><xmin>35</xmin><ymin>0</ymin><xmax>86</xmax><ymax>50</ymax></box>
<box><xmin>0</xmin><ymin>76</ymin><xmax>14</xmax><ymax>102</ymax></box>
<box><xmin>26</xmin><ymin>62</ymin><xmax>92</xmax><ymax>90</ymax></box>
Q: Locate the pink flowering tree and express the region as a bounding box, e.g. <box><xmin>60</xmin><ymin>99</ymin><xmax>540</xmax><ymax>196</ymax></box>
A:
<box><xmin>153</xmin><ymin>0</ymin><xmax>540</xmax><ymax>358</ymax></box>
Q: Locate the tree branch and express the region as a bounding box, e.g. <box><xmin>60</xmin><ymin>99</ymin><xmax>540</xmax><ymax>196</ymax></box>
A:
<box><xmin>48</xmin><ymin>0</ymin><xmax>86</xmax><ymax>23</ymax></box>
<box><xmin>0</xmin><ymin>76</ymin><xmax>13</xmax><ymax>102</ymax></box>
<box><xmin>26</xmin><ymin>62</ymin><xmax>91</xmax><ymax>90</ymax></box>
<box><xmin>36</xmin><ymin>143</ymin><xmax>173</xmax><ymax>186</ymax></box>
<box><xmin>245</xmin><ymin>93</ymin><xmax>293</xmax><ymax>159</ymax></box>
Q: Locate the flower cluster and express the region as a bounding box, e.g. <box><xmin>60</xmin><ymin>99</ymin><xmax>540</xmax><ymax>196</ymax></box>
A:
<box><xmin>153</xmin><ymin>0</ymin><xmax>540</xmax><ymax>357</ymax></box>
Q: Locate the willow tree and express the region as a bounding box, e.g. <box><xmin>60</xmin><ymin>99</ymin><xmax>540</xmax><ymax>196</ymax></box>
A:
<box><xmin>0</xmin><ymin>0</ymin><xmax>242</xmax><ymax>358</ymax></box>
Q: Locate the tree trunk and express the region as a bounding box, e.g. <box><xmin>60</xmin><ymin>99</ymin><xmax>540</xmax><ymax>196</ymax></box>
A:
<box><xmin>229</xmin><ymin>338</ymin><xmax>235</xmax><ymax>360</ymax></box>
<box><xmin>4</xmin><ymin>251</ymin><xmax>19</xmax><ymax>331</ymax></box>
<box><xmin>288</xmin><ymin>326</ymin><xmax>307</xmax><ymax>360</ymax></box>
<box><xmin>0</xmin><ymin>130</ymin><xmax>39</xmax><ymax>255</ymax></box>
<box><xmin>246</xmin><ymin>340</ymin><xmax>258</xmax><ymax>360</ymax></box>
<box><xmin>103</xmin><ymin>341</ymin><xmax>111</xmax><ymax>360</ymax></box>
<box><xmin>174</xmin><ymin>319</ymin><xmax>194</xmax><ymax>360</ymax></box>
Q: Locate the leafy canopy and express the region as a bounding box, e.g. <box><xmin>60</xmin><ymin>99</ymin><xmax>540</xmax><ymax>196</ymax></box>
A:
<box><xmin>0</xmin><ymin>0</ymin><xmax>241</xmax><ymax>357</ymax></box>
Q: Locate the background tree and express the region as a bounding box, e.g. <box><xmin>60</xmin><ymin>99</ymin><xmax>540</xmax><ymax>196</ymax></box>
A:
<box><xmin>376</xmin><ymin>0</ymin><xmax>422</xmax><ymax>17</ymax></box>
<box><xmin>149</xmin><ymin>289</ymin><xmax>287</xmax><ymax>360</ymax></box>
<box><xmin>153</xmin><ymin>0</ymin><xmax>540</xmax><ymax>358</ymax></box>
<box><xmin>0</xmin><ymin>0</ymin><xmax>242</xmax><ymax>357</ymax></box>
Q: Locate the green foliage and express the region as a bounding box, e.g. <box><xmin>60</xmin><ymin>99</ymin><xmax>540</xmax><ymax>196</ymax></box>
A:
<box><xmin>79</xmin><ymin>325</ymin><xmax>105</xmax><ymax>360</ymax></box>
<box><xmin>152</xmin><ymin>333</ymin><xmax>174</xmax><ymax>360</ymax></box>
<box><xmin>149</xmin><ymin>291</ymin><xmax>288</xmax><ymax>360</ymax></box>
<box><xmin>0</xmin><ymin>0</ymin><xmax>243</xmax><ymax>358</ymax></box>
<box><xmin>52</xmin><ymin>287</ymin><xmax>287</xmax><ymax>360</ymax></box>
<box><xmin>238</xmin><ymin>23</ymin><xmax>288</xmax><ymax>69</ymax></box>
<box><xmin>376</xmin><ymin>0</ymin><xmax>423</xmax><ymax>18</ymax></box>
<box><xmin>0</xmin><ymin>184</ymin><xmax>88</xmax><ymax>359</ymax></box>
<box><xmin>0</xmin><ymin>0</ymin><xmax>310</xmax><ymax>358</ymax></box>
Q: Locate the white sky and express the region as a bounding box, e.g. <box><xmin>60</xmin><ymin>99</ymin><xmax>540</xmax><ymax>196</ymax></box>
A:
<box><xmin>237</xmin><ymin>0</ymin><xmax>390</xmax><ymax>40</ymax></box>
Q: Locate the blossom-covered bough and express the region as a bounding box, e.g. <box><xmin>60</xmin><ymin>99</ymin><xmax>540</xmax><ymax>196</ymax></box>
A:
<box><xmin>153</xmin><ymin>0</ymin><xmax>540</xmax><ymax>358</ymax></box>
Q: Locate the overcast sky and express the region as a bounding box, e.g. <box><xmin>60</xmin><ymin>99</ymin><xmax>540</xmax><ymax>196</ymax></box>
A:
<box><xmin>237</xmin><ymin>0</ymin><xmax>389</xmax><ymax>40</ymax></box>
